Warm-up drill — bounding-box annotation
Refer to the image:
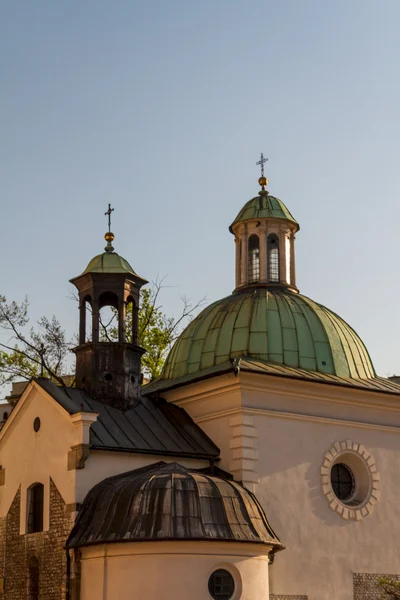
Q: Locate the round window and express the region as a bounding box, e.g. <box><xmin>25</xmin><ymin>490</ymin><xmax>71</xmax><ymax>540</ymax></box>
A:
<box><xmin>33</xmin><ymin>417</ymin><xmax>41</xmax><ymax>433</ymax></box>
<box><xmin>208</xmin><ymin>569</ymin><xmax>235</xmax><ymax>600</ymax></box>
<box><xmin>321</xmin><ymin>441</ymin><xmax>380</xmax><ymax>520</ymax></box>
<box><xmin>331</xmin><ymin>463</ymin><xmax>355</xmax><ymax>502</ymax></box>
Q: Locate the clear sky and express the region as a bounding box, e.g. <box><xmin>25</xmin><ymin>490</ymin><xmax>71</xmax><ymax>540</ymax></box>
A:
<box><xmin>1</xmin><ymin>0</ymin><xmax>400</xmax><ymax>392</ymax></box>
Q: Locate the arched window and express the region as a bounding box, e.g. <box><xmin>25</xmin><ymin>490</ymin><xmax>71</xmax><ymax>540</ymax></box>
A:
<box><xmin>267</xmin><ymin>234</ymin><xmax>280</xmax><ymax>282</ymax></box>
<box><xmin>27</xmin><ymin>483</ymin><xmax>44</xmax><ymax>533</ymax></box>
<box><xmin>248</xmin><ymin>235</ymin><xmax>260</xmax><ymax>283</ymax></box>
<box><xmin>98</xmin><ymin>291</ymin><xmax>119</xmax><ymax>342</ymax></box>
<box><xmin>28</xmin><ymin>556</ymin><xmax>39</xmax><ymax>600</ymax></box>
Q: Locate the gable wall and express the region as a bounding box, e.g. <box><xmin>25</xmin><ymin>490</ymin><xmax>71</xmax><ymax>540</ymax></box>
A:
<box><xmin>0</xmin><ymin>385</ymin><xmax>78</xmax><ymax>523</ymax></box>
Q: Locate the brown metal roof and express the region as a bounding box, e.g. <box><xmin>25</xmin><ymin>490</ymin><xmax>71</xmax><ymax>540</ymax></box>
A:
<box><xmin>35</xmin><ymin>379</ymin><xmax>219</xmax><ymax>459</ymax></box>
<box><xmin>66</xmin><ymin>462</ymin><xmax>282</xmax><ymax>549</ymax></box>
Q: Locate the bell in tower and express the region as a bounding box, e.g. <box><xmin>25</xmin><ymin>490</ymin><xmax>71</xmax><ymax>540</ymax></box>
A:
<box><xmin>70</xmin><ymin>205</ymin><xmax>148</xmax><ymax>409</ymax></box>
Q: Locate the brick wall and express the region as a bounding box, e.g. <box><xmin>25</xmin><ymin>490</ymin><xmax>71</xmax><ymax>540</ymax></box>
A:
<box><xmin>353</xmin><ymin>573</ymin><xmax>400</xmax><ymax>600</ymax></box>
<box><xmin>0</xmin><ymin>479</ymin><xmax>74</xmax><ymax>600</ymax></box>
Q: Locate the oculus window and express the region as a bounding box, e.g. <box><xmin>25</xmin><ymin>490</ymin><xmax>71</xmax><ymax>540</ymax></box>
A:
<box><xmin>331</xmin><ymin>463</ymin><xmax>355</xmax><ymax>502</ymax></box>
<box><xmin>208</xmin><ymin>569</ymin><xmax>235</xmax><ymax>600</ymax></box>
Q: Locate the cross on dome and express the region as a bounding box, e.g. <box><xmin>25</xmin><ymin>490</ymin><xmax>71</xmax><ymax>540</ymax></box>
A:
<box><xmin>256</xmin><ymin>153</ymin><xmax>269</xmax><ymax>190</ymax></box>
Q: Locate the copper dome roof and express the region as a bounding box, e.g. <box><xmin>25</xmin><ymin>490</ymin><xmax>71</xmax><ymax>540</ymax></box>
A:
<box><xmin>66</xmin><ymin>462</ymin><xmax>282</xmax><ymax>549</ymax></box>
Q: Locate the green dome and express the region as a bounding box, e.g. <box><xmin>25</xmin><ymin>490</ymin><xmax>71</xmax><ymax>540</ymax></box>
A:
<box><xmin>82</xmin><ymin>251</ymin><xmax>137</xmax><ymax>276</ymax></box>
<box><xmin>229</xmin><ymin>191</ymin><xmax>299</xmax><ymax>232</ymax></box>
<box><xmin>162</xmin><ymin>289</ymin><xmax>375</xmax><ymax>381</ymax></box>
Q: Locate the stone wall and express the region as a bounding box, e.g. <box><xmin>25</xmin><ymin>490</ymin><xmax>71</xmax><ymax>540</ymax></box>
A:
<box><xmin>0</xmin><ymin>479</ymin><xmax>74</xmax><ymax>600</ymax></box>
<box><xmin>270</xmin><ymin>596</ymin><xmax>308</xmax><ymax>599</ymax></box>
<box><xmin>353</xmin><ymin>573</ymin><xmax>400</xmax><ymax>599</ymax></box>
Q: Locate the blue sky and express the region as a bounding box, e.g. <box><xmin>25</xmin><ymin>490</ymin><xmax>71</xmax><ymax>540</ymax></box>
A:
<box><xmin>1</xmin><ymin>0</ymin><xmax>400</xmax><ymax>389</ymax></box>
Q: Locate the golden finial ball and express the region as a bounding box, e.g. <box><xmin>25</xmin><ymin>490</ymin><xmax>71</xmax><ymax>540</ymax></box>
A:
<box><xmin>105</xmin><ymin>231</ymin><xmax>115</xmax><ymax>242</ymax></box>
<box><xmin>258</xmin><ymin>176</ymin><xmax>268</xmax><ymax>188</ymax></box>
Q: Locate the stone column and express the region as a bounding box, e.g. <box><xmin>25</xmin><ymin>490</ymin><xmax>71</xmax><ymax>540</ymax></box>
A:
<box><xmin>235</xmin><ymin>236</ymin><xmax>241</xmax><ymax>289</ymax></box>
<box><xmin>118</xmin><ymin>301</ymin><xmax>126</xmax><ymax>343</ymax></box>
<box><xmin>290</xmin><ymin>232</ymin><xmax>296</xmax><ymax>288</ymax></box>
<box><xmin>132</xmin><ymin>301</ymin><xmax>139</xmax><ymax>346</ymax></box>
<box><xmin>92</xmin><ymin>300</ymin><xmax>100</xmax><ymax>343</ymax></box>
<box><xmin>259</xmin><ymin>224</ymin><xmax>267</xmax><ymax>282</ymax></box>
<box><xmin>279</xmin><ymin>227</ymin><xmax>287</xmax><ymax>285</ymax></box>
<box><xmin>240</xmin><ymin>227</ymin><xmax>248</xmax><ymax>286</ymax></box>
<box><xmin>79</xmin><ymin>299</ymin><xmax>86</xmax><ymax>345</ymax></box>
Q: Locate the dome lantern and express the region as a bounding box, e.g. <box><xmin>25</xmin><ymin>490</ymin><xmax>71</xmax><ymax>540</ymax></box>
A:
<box><xmin>230</xmin><ymin>155</ymin><xmax>299</xmax><ymax>293</ymax></box>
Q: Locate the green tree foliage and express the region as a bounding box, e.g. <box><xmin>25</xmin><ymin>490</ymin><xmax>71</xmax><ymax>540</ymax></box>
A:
<box><xmin>0</xmin><ymin>282</ymin><xmax>203</xmax><ymax>386</ymax></box>
<box><xmin>102</xmin><ymin>282</ymin><xmax>204</xmax><ymax>380</ymax></box>
<box><xmin>378</xmin><ymin>576</ymin><xmax>400</xmax><ymax>599</ymax></box>
<box><xmin>0</xmin><ymin>296</ymin><xmax>68</xmax><ymax>386</ymax></box>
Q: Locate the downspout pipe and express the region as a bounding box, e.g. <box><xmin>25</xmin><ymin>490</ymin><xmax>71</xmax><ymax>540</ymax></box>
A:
<box><xmin>65</xmin><ymin>548</ymin><xmax>71</xmax><ymax>600</ymax></box>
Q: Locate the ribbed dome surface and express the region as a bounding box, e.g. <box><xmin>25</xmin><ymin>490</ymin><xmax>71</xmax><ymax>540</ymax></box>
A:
<box><xmin>162</xmin><ymin>289</ymin><xmax>376</xmax><ymax>381</ymax></box>
<box><xmin>66</xmin><ymin>462</ymin><xmax>281</xmax><ymax>549</ymax></box>
<box><xmin>82</xmin><ymin>251</ymin><xmax>137</xmax><ymax>275</ymax></box>
<box><xmin>229</xmin><ymin>191</ymin><xmax>299</xmax><ymax>232</ymax></box>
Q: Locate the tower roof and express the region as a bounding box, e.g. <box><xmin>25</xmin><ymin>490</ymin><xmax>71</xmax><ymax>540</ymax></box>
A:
<box><xmin>66</xmin><ymin>461</ymin><xmax>282</xmax><ymax>549</ymax></box>
<box><xmin>158</xmin><ymin>288</ymin><xmax>376</xmax><ymax>382</ymax></box>
<box><xmin>81</xmin><ymin>250</ymin><xmax>139</xmax><ymax>276</ymax></box>
<box><xmin>229</xmin><ymin>190</ymin><xmax>299</xmax><ymax>233</ymax></box>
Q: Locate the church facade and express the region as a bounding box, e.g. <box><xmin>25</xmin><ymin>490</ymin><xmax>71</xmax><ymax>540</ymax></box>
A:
<box><xmin>0</xmin><ymin>171</ymin><xmax>399</xmax><ymax>600</ymax></box>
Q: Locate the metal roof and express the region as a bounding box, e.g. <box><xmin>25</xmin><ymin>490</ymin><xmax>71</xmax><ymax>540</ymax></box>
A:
<box><xmin>158</xmin><ymin>288</ymin><xmax>376</xmax><ymax>383</ymax></box>
<box><xmin>66</xmin><ymin>461</ymin><xmax>282</xmax><ymax>549</ymax></box>
<box><xmin>229</xmin><ymin>191</ymin><xmax>299</xmax><ymax>233</ymax></box>
<box><xmin>81</xmin><ymin>251</ymin><xmax>138</xmax><ymax>276</ymax></box>
<box><xmin>144</xmin><ymin>356</ymin><xmax>400</xmax><ymax>396</ymax></box>
<box><xmin>36</xmin><ymin>379</ymin><xmax>219</xmax><ymax>459</ymax></box>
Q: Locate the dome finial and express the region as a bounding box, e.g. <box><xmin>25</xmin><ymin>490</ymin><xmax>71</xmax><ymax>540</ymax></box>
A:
<box><xmin>104</xmin><ymin>203</ymin><xmax>115</xmax><ymax>252</ymax></box>
<box><xmin>256</xmin><ymin>152</ymin><xmax>269</xmax><ymax>191</ymax></box>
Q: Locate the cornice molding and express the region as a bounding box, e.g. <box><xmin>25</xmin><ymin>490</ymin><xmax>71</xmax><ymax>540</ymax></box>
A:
<box><xmin>195</xmin><ymin>405</ymin><xmax>400</xmax><ymax>434</ymax></box>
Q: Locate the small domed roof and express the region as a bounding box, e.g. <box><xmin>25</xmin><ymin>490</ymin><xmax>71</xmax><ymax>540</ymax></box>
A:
<box><xmin>229</xmin><ymin>191</ymin><xmax>299</xmax><ymax>232</ymax></box>
<box><xmin>66</xmin><ymin>462</ymin><xmax>282</xmax><ymax>549</ymax></box>
<box><xmin>161</xmin><ymin>289</ymin><xmax>375</xmax><ymax>381</ymax></box>
<box><xmin>82</xmin><ymin>250</ymin><xmax>137</xmax><ymax>276</ymax></box>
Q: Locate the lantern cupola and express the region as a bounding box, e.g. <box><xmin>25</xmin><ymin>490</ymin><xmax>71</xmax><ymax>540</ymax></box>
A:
<box><xmin>70</xmin><ymin>205</ymin><xmax>148</xmax><ymax>409</ymax></box>
<box><xmin>229</xmin><ymin>156</ymin><xmax>299</xmax><ymax>293</ymax></box>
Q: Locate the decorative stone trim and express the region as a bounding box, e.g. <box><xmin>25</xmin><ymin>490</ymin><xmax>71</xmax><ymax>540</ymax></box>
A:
<box><xmin>321</xmin><ymin>440</ymin><xmax>380</xmax><ymax>520</ymax></box>
<box><xmin>229</xmin><ymin>414</ymin><xmax>259</xmax><ymax>492</ymax></box>
<box><xmin>67</xmin><ymin>443</ymin><xmax>90</xmax><ymax>470</ymax></box>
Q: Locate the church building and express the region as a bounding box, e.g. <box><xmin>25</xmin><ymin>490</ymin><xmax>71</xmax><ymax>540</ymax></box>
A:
<box><xmin>0</xmin><ymin>165</ymin><xmax>399</xmax><ymax>600</ymax></box>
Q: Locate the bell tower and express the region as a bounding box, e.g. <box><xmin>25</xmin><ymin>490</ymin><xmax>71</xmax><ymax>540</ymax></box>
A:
<box><xmin>70</xmin><ymin>205</ymin><xmax>148</xmax><ymax>409</ymax></box>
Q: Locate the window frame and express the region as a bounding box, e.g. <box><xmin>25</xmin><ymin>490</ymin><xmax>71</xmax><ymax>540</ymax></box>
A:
<box><xmin>247</xmin><ymin>234</ymin><xmax>260</xmax><ymax>283</ymax></box>
<box><xmin>27</xmin><ymin>483</ymin><xmax>44</xmax><ymax>534</ymax></box>
<box><xmin>267</xmin><ymin>233</ymin><xmax>280</xmax><ymax>283</ymax></box>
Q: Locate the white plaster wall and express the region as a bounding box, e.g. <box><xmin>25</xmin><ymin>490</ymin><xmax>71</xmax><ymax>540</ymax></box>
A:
<box><xmin>0</xmin><ymin>384</ymin><xmax>77</xmax><ymax>529</ymax></box>
<box><xmin>76</xmin><ymin>452</ymin><xmax>209</xmax><ymax>503</ymax></box>
<box><xmin>166</xmin><ymin>373</ymin><xmax>400</xmax><ymax>600</ymax></box>
<box><xmin>80</xmin><ymin>541</ymin><xmax>270</xmax><ymax>600</ymax></box>
<box><xmin>255</xmin><ymin>412</ymin><xmax>400</xmax><ymax>600</ymax></box>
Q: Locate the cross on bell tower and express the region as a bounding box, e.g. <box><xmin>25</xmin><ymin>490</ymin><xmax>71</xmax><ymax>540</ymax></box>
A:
<box><xmin>70</xmin><ymin>206</ymin><xmax>148</xmax><ymax>409</ymax></box>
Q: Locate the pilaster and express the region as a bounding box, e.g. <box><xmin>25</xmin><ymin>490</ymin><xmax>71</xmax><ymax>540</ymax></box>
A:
<box><xmin>229</xmin><ymin>414</ymin><xmax>259</xmax><ymax>492</ymax></box>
